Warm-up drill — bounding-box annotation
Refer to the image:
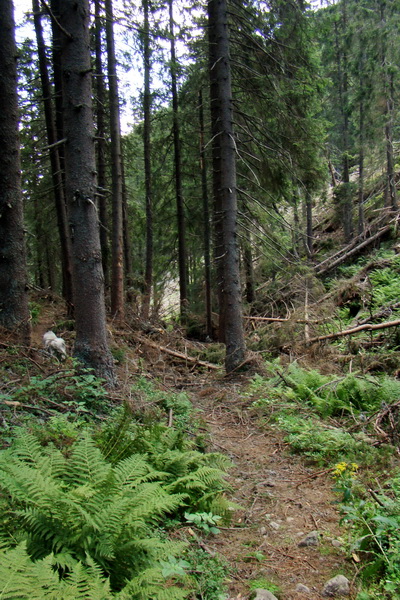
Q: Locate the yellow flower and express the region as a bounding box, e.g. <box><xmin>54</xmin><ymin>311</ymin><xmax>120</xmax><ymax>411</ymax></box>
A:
<box><xmin>333</xmin><ymin>462</ymin><xmax>348</xmax><ymax>477</ymax></box>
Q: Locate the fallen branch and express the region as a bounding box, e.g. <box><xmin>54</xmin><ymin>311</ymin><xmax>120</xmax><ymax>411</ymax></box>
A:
<box><xmin>1</xmin><ymin>399</ymin><xmax>54</xmax><ymax>415</ymax></box>
<box><xmin>307</xmin><ymin>318</ymin><xmax>400</xmax><ymax>345</ymax></box>
<box><xmin>355</xmin><ymin>301</ymin><xmax>400</xmax><ymax>326</ymax></box>
<box><xmin>244</xmin><ymin>316</ymin><xmax>321</xmax><ymax>324</ymax></box>
<box><xmin>133</xmin><ymin>334</ymin><xmax>221</xmax><ymax>370</ymax></box>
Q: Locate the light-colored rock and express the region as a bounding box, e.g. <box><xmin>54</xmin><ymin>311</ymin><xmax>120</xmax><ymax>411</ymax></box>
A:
<box><xmin>295</xmin><ymin>583</ymin><xmax>311</xmax><ymax>594</ymax></box>
<box><xmin>298</xmin><ymin>530</ymin><xmax>319</xmax><ymax>547</ymax></box>
<box><xmin>269</xmin><ymin>521</ymin><xmax>281</xmax><ymax>530</ymax></box>
<box><xmin>322</xmin><ymin>574</ymin><xmax>350</xmax><ymax>597</ymax></box>
<box><xmin>252</xmin><ymin>589</ymin><xmax>279</xmax><ymax>600</ymax></box>
<box><xmin>259</xmin><ymin>526</ymin><xmax>267</xmax><ymax>535</ymax></box>
<box><xmin>331</xmin><ymin>539</ymin><xmax>343</xmax><ymax>548</ymax></box>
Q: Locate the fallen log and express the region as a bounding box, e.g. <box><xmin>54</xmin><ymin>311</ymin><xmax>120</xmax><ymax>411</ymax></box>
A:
<box><xmin>307</xmin><ymin>318</ymin><xmax>400</xmax><ymax>345</ymax></box>
<box><xmin>133</xmin><ymin>334</ymin><xmax>221</xmax><ymax>370</ymax></box>
<box><xmin>315</xmin><ymin>225</ymin><xmax>392</xmax><ymax>276</ymax></box>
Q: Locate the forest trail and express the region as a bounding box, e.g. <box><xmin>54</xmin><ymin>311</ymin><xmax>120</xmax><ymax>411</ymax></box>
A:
<box><xmin>29</xmin><ymin>315</ymin><xmax>356</xmax><ymax>598</ymax></box>
<box><xmin>189</xmin><ymin>381</ymin><xmax>355</xmax><ymax>599</ymax></box>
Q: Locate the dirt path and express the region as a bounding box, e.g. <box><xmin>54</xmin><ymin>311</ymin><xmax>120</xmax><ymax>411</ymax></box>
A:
<box><xmin>191</xmin><ymin>383</ymin><xmax>356</xmax><ymax>600</ymax></box>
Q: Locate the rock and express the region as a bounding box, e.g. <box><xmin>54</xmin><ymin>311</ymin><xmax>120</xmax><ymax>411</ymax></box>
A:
<box><xmin>295</xmin><ymin>583</ymin><xmax>311</xmax><ymax>594</ymax></box>
<box><xmin>298</xmin><ymin>530</ymin><xmax>319</xmax><ymax>547</ymax></box>
<box><xmin>322</xmin><ymin>575</ymin><xmax>350</xmax><ymax>597</ymax></box>
<box><xmin>259</xmin><ymin>526</ymin><xmax>268</xmax><ymax>535</ymax></box>
<box><xmin>331</xmin><ymin>539</ymin><xmax>342</xmax><ymax>548</ymax></box>
<box><xmin>252</xmin><ymin>590</ymin><xmax>279</xmax><ymax>600</ymax></box>
<box><xmin>269</xmin><ymin>521</ymin><xmax>281</xmax><ymax>530</ymax></box>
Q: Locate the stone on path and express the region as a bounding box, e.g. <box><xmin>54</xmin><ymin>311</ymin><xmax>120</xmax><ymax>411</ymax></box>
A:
<box><xmin>252</xmin><ymin>590</ymin><xmax>279</xmax><ymax>600</ymax></box>
<box><xmin>322</xmin><ymin>574</ymin><xmax>350</xmax><ymax>597</ymax></box>
<box><xmin>298</xmin><ymin>530</ymin><xmax>319</xmax><ymax>547</ymax></box>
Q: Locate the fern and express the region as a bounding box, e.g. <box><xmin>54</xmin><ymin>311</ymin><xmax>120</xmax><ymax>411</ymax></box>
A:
<box><xmin>97</xmin><ymin>412</ymin><xmax>233</xmax><ymax>516</ymax></box>
<box><xmin>0</xmin><ymin>541</ymin><xmax>191</xmax><ymax>599</ymax></box>
<box><xmin>0</xmin><ymin>542</ymin><xmax>112</xmax><ymax>599</ymax></box>
<box><xmin>115</xmin><ymin>566</ymin><xmax>191</xmax><ymax>600</ymax></box>
<box><xmin>0</xmin><ymin>432</ymin><xmax>188</xmax><ymax>591</ymax></box>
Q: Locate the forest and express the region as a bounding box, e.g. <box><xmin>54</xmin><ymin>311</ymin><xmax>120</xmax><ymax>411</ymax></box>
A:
<box><xmin>1</xmin><ymin>0</ymin><xmax>400</xmax><ymax>597</ymax></box>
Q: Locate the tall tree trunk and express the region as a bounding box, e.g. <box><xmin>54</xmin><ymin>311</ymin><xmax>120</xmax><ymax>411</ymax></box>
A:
<box><xmin>32</xmin><ymin>0</ymin><xmax>73</xmax><ymax>312</ymax></box>
<box><xmin>141</xmin><ymin>0</ymin><xmax>153</xmax><ymax>320</ymax></box>
<box><xmin>50</xmin><ymin>0</ymin><xmax>65</xmax><ymax>186</ymax></box>
<box><xmin>33</xmin><ymin>189</ymin><xmax>45</xmax><ymax>288</ymax></box>
<box><xmin>305</xmin><ymin>190</ymin><xmax>313</xmax><ymax>259</ymax></box>
<box><xmin>208</xmin><ymin>0</ymin><xmax>246</xmax><ymax>373</ymax></box>
<box><xmin>0</xmin><ymin>0</ymin><xmax>31</xmax><ymax>344</ymax></box>
<box><xmin>358</xmin><ymin>95</ymin><xmax>365</xmax><ymax>235</ymax></box>
<box><xmin>168</xmin><ymin>0</ymin><xmax>188</xmax><ymax>320</ymax></box>
<box><xmin>105</xmin><ymin>0</ymin><xmax>124</xmax><ymax>319</ymax></box>
<box><xmin>334</xmin><ymin>2</ymin><xmax>353</xmax><ymax>243</ymax></box>
<box><xmin>292</xmin><ymin>186</ymin><xmax>300</xmax><ymax>259</ymax></box>
<box><xmin>122</xmin><ymin>158</ymin><xmax>133</xmax><ymax>297</ymax></box>
<box><xmin>94</xmin><ymin>0</ymin><xmax>109</xmax><ymax>288</ymax></box>
<box><xmin>378</xmin><ymin>1</ymin><xmax>398</xmax><ymax>212</ymax></box>
<box><xmin>242</xmin><ymin>233</ymin><xmax>255</xmax><ymax>305</ymax></box>
<box><xmin>198</xmin><ymin>88</ymin><xmax>212</xmax><ymax>337</ymax></box>
<box><xmin>384</xmin><ymin>71</ymin><xmax>397</xmax><ymax>211</ymax></box>
<box><xmin>59</xmin><ymin>0</ymin><xmax>115</xmax><ymax>383</ymax></box>
<box><xmin>241</xmin><ymin>201</ymin><xmax>255</xmax><ymax>305</ymax></box>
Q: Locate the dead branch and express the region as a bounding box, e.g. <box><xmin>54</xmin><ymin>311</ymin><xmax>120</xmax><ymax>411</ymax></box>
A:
<box><xmin>355</xmin><ymin>301</ymin><xmax>400</xmax><ymax>326</ymax></box>
<box><xmin>1</xmin><ymin>399</ymin><xmax>53</xmax><ymax>415</ymax></box>
<box><xmin>307</xmin><ymin>318</ymin><xmax>400</xmax><ymax>345</ymax></box>
<box><xmin>244</xmin><ymin>316</ymin><xmax>321</xmax><ymax>324</ymax></box>
<box><xmin>133</xmin><ymin>334</ymin><xmax>221</xmax><ymax>370</ymax></box>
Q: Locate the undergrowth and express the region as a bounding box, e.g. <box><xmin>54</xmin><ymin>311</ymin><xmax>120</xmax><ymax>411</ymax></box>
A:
<box><xmin>249</xmin><ymin>360</ymin><xmax>400</xmax><ymax>598</ymax></box>
<box><xmin>336</xmin><ymin>469</ymin><xmax>400</xmax><ymax>599</ymax></box>
<box><xmin>0</xmin><ymin>371</ymin><xmax>232</xmax><ymax>600</ymax></box>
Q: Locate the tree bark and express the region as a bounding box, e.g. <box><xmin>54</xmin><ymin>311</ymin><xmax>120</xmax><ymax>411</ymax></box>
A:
<box><xmin>141</xmin><ymin>0</ymin><xmax>153</xmax><ymax>320</ymax></box>
<box><xmin>59</xmin><ymin>0</ymin><xmax>115</xmax><ymax>383</ymax></box>
<box><xmin>94</xmin><ymin>0</ymin><xmax>109</xmax><ymax>289</ymax></box>
<box><xmin>168</xmin><ymin>0</ymin><xmax>188</xmax><ymax>320</ymax></box>
<box><xmin>32</xmin><ymin>0</ymin><xmax>73</xmax><ymax>312</ymax></box>
<box><xmin>50</xmin><ymin>0</ymin><xmax>65</xmax><ymax>187</ymax></box>
<box><xmin>208</xmin><ymin>0</ymin><xmax>246</xmax><ymax>372</ymax></box>
<box><xmin>241</xmin><ymin>202</ymin><xmax>255</xmax><ymax>305</ymax></box>
<box><xmin>198</xmin><ymin>88</ymin><xmax>212</xmax><ymax>336</ymax></box>
<box><xmin>0</xmin><ymin>0</ymin><xmax>31</xmax><ymax>343</ymax></box>
<box><xmin>105</xmin><ymin>0</ymin><xmax>125</xmax><ymax>319</ymax></box>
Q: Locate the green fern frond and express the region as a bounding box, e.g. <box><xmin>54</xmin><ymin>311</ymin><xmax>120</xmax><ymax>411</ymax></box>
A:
<box><xmin>115</xmin><ymin>566</ymin><xmax>190</xmax><ymax>600</ymax></box>
<box><xmin>166</xmin><ymin>466</ymin><xmax>227</xmax><ymax>493</ymax></box>
<box><xmin>66</xmin><ymin>433</ymin><xmax>113</xmax><ymax>487</ymax></box>
<box><xmin>127</xmin><ymin>484</ymin><xmax>187</xmax><ymax>522</ymax></box>
<box><xmin>113</xmin><ymin>454</ymin><xmax>155</xmax><ymax>487</ymax></box>
<box><xmin>0</xmin><ymin>542</ymin><xmax>112</xmax><ymax>600</ymax></box>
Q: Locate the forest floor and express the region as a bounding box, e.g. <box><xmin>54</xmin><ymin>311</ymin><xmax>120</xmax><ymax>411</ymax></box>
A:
<box><xmin>189</xmin><ymin>380</ymin><xmax>355</xmax><ymax>599</ymax></box>
<box><xmin>26</xmin><ymin>306</ymin><xmax>358</xmax><ymax>599</ymax></box>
